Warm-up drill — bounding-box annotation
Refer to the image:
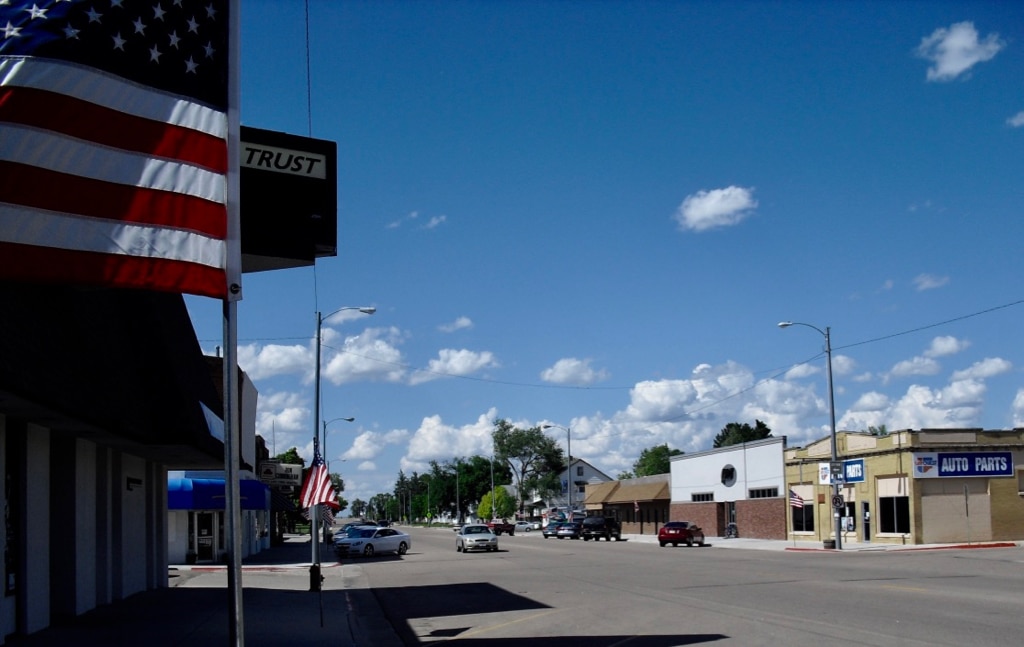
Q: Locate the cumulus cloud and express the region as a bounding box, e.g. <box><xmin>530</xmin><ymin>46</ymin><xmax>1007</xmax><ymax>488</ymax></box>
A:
<box><xmin>439</xmin><ymin>316</ymin><xmax>473</xmax><ymax>333</ymax></box>
<box><xmin>1008</xmin><ymin>112</ymin><xmax>1024</xmax><ymax>128</ymax></box>
<box><xmin>674</xmin><ymin>186</ymin><xmax>757</xmax><ymax>232</ymax></box>
<box><xmin>1013</xmin><ymin>389</ymin><xmax>1024</xmax><ymax>427</ymax></box>
<box><xmin>889</xmin><ymin>356</ymin><xmax>942</xmax><ymax>379</ymax></box>
<box><xmin>344</xmin><ymin>428</ymin><xmax>410</xmax><ymax>461</ymax></box>
<box><xmin>540</xmin><ymin>357</ymin><xmax>609</xmax><ymax>385</ymax></box>
<box><xmin>321</xmin><ymin>326</ymin><xmax>407</xmax><ymax>385</ymax></box>
<box><xmin>237</xmin><ymin>342</ymin><xmax>308</xmax><ymax>380</ymax></box>
<box><xmin>409</xmin><ymin>348</ymin><xmax>499</xmax><ymax>385</ymax></box>
<box><xmin>401</xmin><ymin>410</ymin><xmax>497</xmax><ymax>471</ymax></box>
<box><xmin>924</xmin><ymin>335</ymin><xmax>969</xmax><ymax>358</ymax></box>
<box><xmin>913</xmin><ymin>273</ymin><xmax>949</xmax><ymax>291</ymax></box>
<box><xmin>916</xmin><ymin>21</ymin><xmax>1004</xmax><ymax>82</ymax></box>
<box><xmin>950</xmin><ymin>357</ymin><xmax>1012</xmax><ymax>381</ymax></box>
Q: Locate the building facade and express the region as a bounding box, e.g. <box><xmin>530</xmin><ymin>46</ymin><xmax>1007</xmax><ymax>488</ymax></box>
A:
<box><xmin>670</xmin><ymin>437</ymin><xmax>788</xmax><ymax>539</ymax></box>
<box><xmin>786</xmin><ymin>428</ymin><xmax>1024</xmax><ymax>546</ymax></box>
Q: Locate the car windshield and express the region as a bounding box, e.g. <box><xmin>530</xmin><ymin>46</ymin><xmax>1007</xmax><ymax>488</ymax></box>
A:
<box><xmin>463</xmin><ymin>525</ymin><xmax>488</xmax><ymax>534</ymax></box>
<box><xmin>666</xmin><ymin>522</ymin><xmax>690</xmax><ymax>529</ymax></box>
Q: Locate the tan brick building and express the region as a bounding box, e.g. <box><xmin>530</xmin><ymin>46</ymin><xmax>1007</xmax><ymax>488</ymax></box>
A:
<box><xmin>786</xmin><ymin>429</ymin><xmax>1024</xmax><ymax>546</ymax></box>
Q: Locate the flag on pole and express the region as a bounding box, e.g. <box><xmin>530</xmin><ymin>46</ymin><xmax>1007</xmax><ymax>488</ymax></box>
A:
<box><xmin>789</xmin><ymin>489</ymin><xmax>804</xmax><ymax>508</ymax></box>
<box><xmin>299</xmin><ymin>450</ymin><xmax>335</xmax><ymax>510</ymax></box>
<box><xmin>0</xmin><ymin>0</ymin><xmax>234</xmax><ymax>299</ymax></box>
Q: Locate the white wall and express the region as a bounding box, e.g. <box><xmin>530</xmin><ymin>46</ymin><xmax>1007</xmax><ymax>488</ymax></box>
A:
<box><xmin>118</xmin><ymin>453</ymin><xmax>149</xmax><ymax>598</ymax></box>
<box><xmin>670</xmin><ymin>438</ymin><xmax>785</xmax><ymax>503</ymax></box>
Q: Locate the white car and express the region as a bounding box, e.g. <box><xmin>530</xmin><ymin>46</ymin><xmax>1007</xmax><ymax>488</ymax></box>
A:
<box><xmin>456</xmin><ymin>524</ymin><xmax>499</xmax><ymax>553</ymax></box>
<box><xmin>334</xmin><ymin>526</ymin><xmax>411</xmax><ymax>557</ymax></box>
<box><xmin>514</xmin><ymin>521</ymin><xmax>540</xmax><ymax>532</ymax></box>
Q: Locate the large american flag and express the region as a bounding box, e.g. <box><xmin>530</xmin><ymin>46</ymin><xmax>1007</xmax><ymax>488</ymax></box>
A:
<box><xmin>0</xmin><ymin>0</ymin><xmax>233</xmax><ymax>298</ymax></box>
<box><xmin>789</xmin><ymin>489</ymin><xmax>804</xmax><ymax>509</ymax></box>
<box><xmin>299</xmin><ymin>450</ymin><xmax>336</xmax><ymax>510</ymax></box>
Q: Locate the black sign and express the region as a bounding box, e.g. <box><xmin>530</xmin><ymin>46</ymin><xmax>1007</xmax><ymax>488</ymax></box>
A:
<box><xmin>240</xmin><ymin>126</ymin><xmax>338</xmax><ymax>272</ymax></box>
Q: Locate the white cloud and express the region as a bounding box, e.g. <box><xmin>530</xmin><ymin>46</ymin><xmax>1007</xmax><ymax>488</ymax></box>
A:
<box><xmin>540</xmin><ymin>357</ymin><xmax>610</xmax><ymax>385</ymax></box>
<box><xmin>913</xmin><ymin>273</ymin><xmax>949</xmax><ymax>291</ymax></box>
<box><xmin>784</xmin><ymin>363</ymin><xmax>819</xmax><ymax>380</ymax></box>
<box><xmin>674</xmin><ymin>186</ymin><xmax>757</xmax><ymax>232</ymax></box>
<box><xmin>889</xmin><ymin>356</ymin><xmax>941</xmax><ymax>379</ymax></box>
<box><xmin>916</xmin><ymin>21</ymin><xmax>1004</xmax><ymax>82</ymax></box>
<box><xmin>950</xmin><ymin>357</ymin><xmax>1012</xmax><ymax>381</ymax></box>
<box><xmin>322</xmin><ymin>326</ymin><xmax>407</xmax><ymax>384</ymax></box>
<box><xmin>423</xmin><ymin>215</ymin><xmax>447</xmax><ymax>229</ymax></box>
<box><xmin>1012</xmin><ymin>389</ymin><xmax>1024</xmax><ymax>427</ymax></box>
<box><xmin>1008</xmin><ymin>112</ymin><xmax>1024</xmax><ymax>128</ymax></box>
<box><xmin>344</xmin><ymin>428</ymin><xmax>410</xmax><ymax>461</ymax></box>
<box><xmin>237</xmin><ymin>342</ymin><xmax>308</xmax><ymax>380</ymax></box>
<box><xmin>439</xmin><ymin>316</ymin><xmax>473</xmax><ymax>333</ymax></box>
<box><xmin>924</xmin><ymin>335</ymin><xmax>969</xmax><ymax>358</ymax></box>
<box><xmin>409</xmin><ymin>348</ymin><xmax>499</xmax><ymax>385</ymax></box>
<box><xmin>401</xmin><ymin>410</ymin><xmax>497</xmax><ymax>472</ymax></box>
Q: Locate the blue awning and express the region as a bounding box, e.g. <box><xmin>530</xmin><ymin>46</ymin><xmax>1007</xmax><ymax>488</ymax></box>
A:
<box><xmin>168</xmin><ymin>478</ymin><xmax>269</xmax><ymax>511</ymax></box>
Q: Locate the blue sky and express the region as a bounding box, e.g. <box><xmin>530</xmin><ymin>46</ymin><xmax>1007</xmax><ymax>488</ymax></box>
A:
<box><xmin>186</xmin><ymin>0</ymin><xmax>1023</xmax><ymax>506</ymax></box>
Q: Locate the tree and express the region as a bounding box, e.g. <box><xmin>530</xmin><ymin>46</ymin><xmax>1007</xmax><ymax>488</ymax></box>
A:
<box><xmin>867</xmin><ymin>425</ymin><xmax>889</xmax><ymax>436</ymax></box>
<box><xmin>492</xmin><ymin>419</ymin><xmax>565</xmax><ymax>514</ymax></box>
<box><xmin>478</xmin><ymin>486</ymin><xmax>516</xmax><ymax>520</ymax></box>
<box><xmin>617</xmin><ymin>471</ymin><xmax>635</xmax><ymax>480</ymax></box>
<box><xmin>632</xmin><ymin>444</ymin><xmax>683</xmax><ymax>477</ymax></box>
<box><xmin>713</xmin><ymin>420</ymin><xmax>772</xmax><ymax>448</ymax></box>
<box><xmin>350</xmin><ymin>498</ymin><xmax>367</xmax><ymax>517</ymax></box>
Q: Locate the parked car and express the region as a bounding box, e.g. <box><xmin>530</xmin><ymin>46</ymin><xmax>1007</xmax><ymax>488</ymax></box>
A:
<box><xmin>456</xmin><ymin>524</ymin><xmax>499</xmax><ymax>553</ymax></box>
<box><xmin>514</xmin><ymin>520</ymin><xmax>540</xmax><ymax>533</ymax></box>
<box><xmin>555</xmin><ymin>521</ymin><xmax>583</xmax><ymax>540</ymax></box>
<box><xmin>542</xmin><ymin>522</ymin><xmax>563</xmax><ymax>539</ymax></box>
<box><xmin>334</xmin><ymin>526</ymin><xmax>411</xmax><ymax>557</ymax></box>
<box><xmin>581</xmin><ymin>516</ymin><xmax>622</xmax><ymax>541</ymax></box>
<box><xmin>658</xmin><ymin>521</ymin><xmax>705</xmax><ymax>547</ymax></box>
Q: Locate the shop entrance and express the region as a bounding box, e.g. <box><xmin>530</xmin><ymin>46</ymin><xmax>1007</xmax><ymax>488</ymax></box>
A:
<box><xmin>196</xmin><ymin>512</ymin><xmax>216</xmax><ymax>561</ymax></box>
<box><xmin>861</xmin><ymin>501</ymin><xmax>871</xmax><ymax>542</ymax></box>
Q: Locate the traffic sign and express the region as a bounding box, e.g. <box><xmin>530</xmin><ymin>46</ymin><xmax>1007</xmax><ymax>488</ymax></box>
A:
<box><xmin>832</xmin><ymin>494</ymin><xmax>845</xmax><ymax>510</ymax></box>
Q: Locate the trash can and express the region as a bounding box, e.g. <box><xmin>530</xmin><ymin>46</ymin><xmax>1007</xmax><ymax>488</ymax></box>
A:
<box><xmin>823</xmin><ymin>539</ymin><xmax>836</xmax><ymax>549</ymax></box>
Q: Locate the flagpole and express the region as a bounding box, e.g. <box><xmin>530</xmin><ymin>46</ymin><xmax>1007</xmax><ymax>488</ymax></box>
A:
<box><xmin>310</xmin><ymin>311</ymin><xmax>323</xmax><ymax>592</ymax></box>
<box><xmin>224</xmin><ymin>2</ymin><xmax>244</xmax><ymax>645</ymax></box>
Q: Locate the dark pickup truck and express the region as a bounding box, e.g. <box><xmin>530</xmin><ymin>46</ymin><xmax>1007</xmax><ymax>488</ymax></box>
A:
<box><xmin>486</xmin><ymin>519</ymin><xmax>516</xmax><ymax>536</ymax></box>
<box><xmin>580</xmin><ymin>516</ymin><xmax>622</xmax><ymax>541</ymax></box>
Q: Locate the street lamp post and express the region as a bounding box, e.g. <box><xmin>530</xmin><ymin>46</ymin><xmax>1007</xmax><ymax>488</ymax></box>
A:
<box><xmin>542</xmin><ymin>424</ymin><xmax>572</xmax><ymax>516</ymax></box>
<box><xmin>310</xmin><ymin>305</ymin><xmax>375</xmax><ymax>590</ymax></box>
<box><xmin>778</xmin><ymin>321</ymin><xmax>842</xmax><ymax>550</ymax></box>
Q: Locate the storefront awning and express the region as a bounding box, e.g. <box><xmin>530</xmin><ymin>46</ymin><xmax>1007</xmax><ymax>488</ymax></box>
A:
<box><xmin>168</xmin><ymin>478</ymin><xmax>269</xmax><ymax>511</ymax></box>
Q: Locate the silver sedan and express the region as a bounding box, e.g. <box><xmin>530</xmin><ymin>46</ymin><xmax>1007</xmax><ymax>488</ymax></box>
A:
<box><xmin>456</xmin><ymin>524</ymin><xmax>499</xmax><ymax>553</ymax></box>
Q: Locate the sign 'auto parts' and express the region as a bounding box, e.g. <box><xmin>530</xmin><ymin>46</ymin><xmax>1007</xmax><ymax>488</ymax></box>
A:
<box><xmin>913</xmin><ymin>451</ymin><xmax>1014</xmax><ymax>478</ymax></box>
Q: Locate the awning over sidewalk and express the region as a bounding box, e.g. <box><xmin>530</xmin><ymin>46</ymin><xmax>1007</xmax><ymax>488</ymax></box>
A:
<box><xmin>168</xmin><ymin>478</ymin><xmax>269</xmax><ymax>510</ymax></box>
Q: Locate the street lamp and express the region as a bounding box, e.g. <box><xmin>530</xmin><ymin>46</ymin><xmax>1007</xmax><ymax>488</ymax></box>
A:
<box><xmin>778</xmin><ymin>321</ymin><xmax>842</xmax><ymax>550</ymax></box>
<box><xmin>542</xmin><ymin>424</ymin><xmax>572</xmax><ymax>517</ymax></box>
<box><xmin>310</xmin><ymin>305</ymin><xmax>375</xmax><ymax>590</ymax></box>
<box><xmin>322</xmin><ymin>416</ymin><xmax>355</xmax><ymax>472</ymax></box>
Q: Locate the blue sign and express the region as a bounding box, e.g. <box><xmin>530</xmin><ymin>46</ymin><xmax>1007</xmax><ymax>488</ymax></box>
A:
<box><xmin>843</xmin><ymin>459</ymin><xmax>865</xmax><ymax>483</ymax></box>
<box><xmin>913</xmin><ymin>452</ymin><xmax>1014</xmax><ymax>478</ymax></box>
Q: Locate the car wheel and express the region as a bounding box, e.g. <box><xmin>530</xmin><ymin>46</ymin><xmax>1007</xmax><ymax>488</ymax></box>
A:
<box><xmin>697</xmin><ymin>536</ymin><xmax>705</xmax><ymax>546</ymax></box>
<box><xmin>659</xmin><ymin>541</ymin><xmax>666</xmax><ymax>547</ymax></box>
<box><xmin>456</xmin><ymin>543</ymin><xmax>462</xmax><ymax>552</ymax></box>
<box><xmin>525</xmin><ymin>527</ymin><xmax>531</xmax><ymax>532</ymax></box>
<box><xmin>685</xmin><ymin>537</ymin><xmax>693</xmax><ymax>547</ymax></box>
<box><xmin>583</xmin><ymin>536</ymin><xmax>590</xmax><ymax>541</ymax></box>
<box><xmin>398</xmin><ymin>542</ymin><xmax>408</xmax><ymax>555</ymax></box>
<box><xmin>363</xmin><ymin>544</ymin><xmax>375</xmax><ymax>557</ymax></box>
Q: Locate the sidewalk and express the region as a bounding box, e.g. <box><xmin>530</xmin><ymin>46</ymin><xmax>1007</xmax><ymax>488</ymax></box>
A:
<box><xmin>5</xmin><ymin>534</ymin><xmax>403</xmax><ymax>647</ymax></box>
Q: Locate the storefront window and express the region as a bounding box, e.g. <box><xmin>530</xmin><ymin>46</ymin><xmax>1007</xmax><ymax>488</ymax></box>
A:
<box><xmin>792</xmin><ymin>504</ymin><xmax>814</xmax><ymax>532</ymax></box>
<box><xmin>878</xmin><ymin>496</ymin><xmax>910</xmax><ymax>534</ymax></box>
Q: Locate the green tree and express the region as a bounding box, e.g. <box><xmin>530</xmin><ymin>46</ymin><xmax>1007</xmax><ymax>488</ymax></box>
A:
<box><xmin>493</xmin><ymin>419</ymin><xmax>565</xmax><ymax>514</ymax></box>
<box><xmin>713</xmin><ymin>420</ymin><xmax>772</xmax><ymax>448</ymax></box>
<box><xmin>632</xmin><ymin>444</ymin><xmax>683</xmax><ymax>476</ymax></box>
<box><xmin>350</xmin><ymin>498</ymin><xmax>367</xmax><ymax>517</ymax></box>
<box><xmin>867</xmin><ymin>425</ymin><xmax>889</xmax><ymax>436</ymax></box>
<box><xmin>478</xmin><ymin>486</ymin><xmax>516</xmax><ymax>520</ymax></box>
<box><xmin>617</xmin><ymin>471</ymin><xmax>635</xmax><ymax>480</ymax></box>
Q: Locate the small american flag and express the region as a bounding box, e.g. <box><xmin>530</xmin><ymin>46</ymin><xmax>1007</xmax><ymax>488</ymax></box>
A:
<box><xmin>789</xmin><ymin>489</ymin><xmax>804</xmax><ymax>508</ymax></box>
<box><xmin>299</xmin><ymin>450</ymin><xmax>335</xmax><ymax>510</ymax></box>
<box><xmin>0</xmin><ymin>0</ymin><xmax>235</xmax><ymax>298</ymax></box>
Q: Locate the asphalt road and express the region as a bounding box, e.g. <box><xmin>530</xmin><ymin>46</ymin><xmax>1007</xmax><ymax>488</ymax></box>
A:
<box><xmin>344</xmin><ymin>526</ymin><xmax>1024</xmax><ymax>647</ymax></box>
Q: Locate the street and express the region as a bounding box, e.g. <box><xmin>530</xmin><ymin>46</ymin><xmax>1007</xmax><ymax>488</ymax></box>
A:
<box><xmin>347</xmin><ymin>526</ymin><xmax>1024</xmax><ymax>646</ymax></box>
